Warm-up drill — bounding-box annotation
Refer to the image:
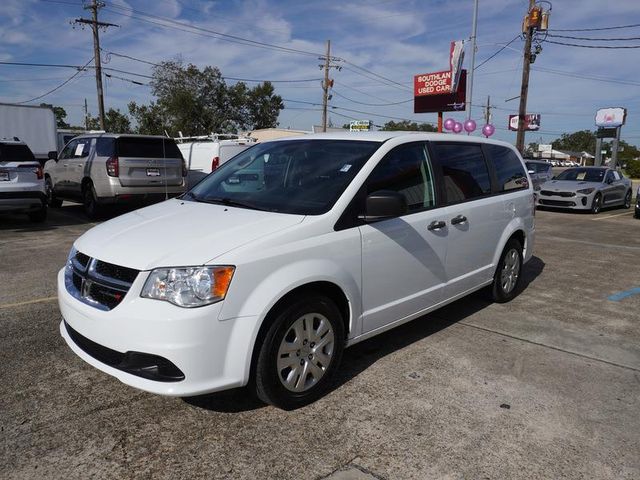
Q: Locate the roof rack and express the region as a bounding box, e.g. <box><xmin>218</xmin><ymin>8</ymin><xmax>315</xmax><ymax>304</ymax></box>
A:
<box><xmin>174</xmin><ymin>132</ymin><xmax>255</xmax><ymax>143</ymax></box>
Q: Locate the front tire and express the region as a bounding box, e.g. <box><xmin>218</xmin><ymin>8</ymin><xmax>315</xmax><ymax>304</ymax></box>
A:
<box><xmin>491</xmin><ymin>239</ymin><xmax>523</xmax><ymax>303</ymax></box>
<box><xmin>623</xmin><ymin>190</ymin><xmax>632</xmax><ymax>209</ymax></box>
<box><xmin>255</xmin><ymin>294</ymin><xmax>345</xmax><ymax>409</ymax></box>
<box><xmin>591</xmin><ymin>193</ymin><xmax>602</xmax><ymax>214</ymax></box>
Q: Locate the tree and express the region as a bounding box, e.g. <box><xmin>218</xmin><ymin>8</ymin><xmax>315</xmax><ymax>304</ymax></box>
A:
<box><xmin>128</xmin><ymin>61</ymin><xmax>284</xmax><ymax>135</ymax></box>
<box><xmin>380</xmin><ymin>120</ymin><xmax>437</xmax><ymax>132</ymax></box>
<box><xmin>551</xmin><ymin>130</ymin><xmax>596</xmax><ymax>154</ymax></box>
<box><xmin>40</xmin><ymin>103</ymin><xmax>69</xmax><ymax>128</ymax></box>
<box><xmin>87</xmin><ymin>108</ymin><xmax>131</xmax><ymax>133</ymax></box>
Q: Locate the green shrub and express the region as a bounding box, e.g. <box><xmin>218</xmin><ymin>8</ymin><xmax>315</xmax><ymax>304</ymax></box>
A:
<box><xmin>625</xmin><ymin>159</ymin><xmax>640</xmax><ymax>179</ymax></box>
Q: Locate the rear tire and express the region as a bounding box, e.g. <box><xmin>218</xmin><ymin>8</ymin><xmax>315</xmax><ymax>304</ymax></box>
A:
<box><xmin>491</xmin><ymin>239</ymin><xmax>523</xmax><ymax>303</ymax></box>
<box><xmin>590</xmin><ymin>193</ymin><xmax>602</xmax><ymax>214</ymax></box>
<box><xmin>254</xmin><ymin>294</ymin><xmax>345</xmax><ymax>410</ymax></box>
<box><xmin>45</xmin><ymin>177</ymin><xmax>62</xmax><ymax>208</ymax></box>
<box><xmin>82</xmin><ymin>182</ymin><xmax>100</xmax><ymax>219</ymax></box>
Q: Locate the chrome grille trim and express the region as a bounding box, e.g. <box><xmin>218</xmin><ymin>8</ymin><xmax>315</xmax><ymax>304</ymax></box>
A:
<box><xmin>65</xmin><ymin>253</ymin><xmax>139</xmax><ymax>311</ymax></box>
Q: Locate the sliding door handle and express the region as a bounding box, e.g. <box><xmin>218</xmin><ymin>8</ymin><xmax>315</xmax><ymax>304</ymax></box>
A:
<box><xmin>451</xmin><ymin>215</ymin><xmax>467</xmax><ymax>225</ymax></box>
<box><xmin>427</xmin><ymin>220</ymin><xmax>446</xmax><ymax>231</ymax></box>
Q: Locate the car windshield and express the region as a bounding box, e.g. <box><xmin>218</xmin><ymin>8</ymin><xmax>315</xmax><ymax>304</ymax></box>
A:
<box><xmin>0</xmin><ymin>144</ymin><xmax>36</xmax><ymax>162</ymax></box>
<box><xmin>555</xmin><ymin>168</ymin><xmax>605</xmax><ymax>183</ymax></box>
<box><xmin>187</xmin><ymin>139</ymin><xmax>381</xmax><ymax>215</ymax></box>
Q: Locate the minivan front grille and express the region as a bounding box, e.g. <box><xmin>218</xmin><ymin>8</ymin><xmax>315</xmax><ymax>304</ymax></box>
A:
<box><xmin>65</xmin><ymin>251</ymin><xmax>139</xmax><ymax>311</ymax></box>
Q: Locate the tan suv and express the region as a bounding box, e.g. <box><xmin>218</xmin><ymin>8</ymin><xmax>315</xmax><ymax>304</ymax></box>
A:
<box><xmin>44</xmin><ymin>134</ymin><xmax>187</xmax><ymax>218</ymax></box>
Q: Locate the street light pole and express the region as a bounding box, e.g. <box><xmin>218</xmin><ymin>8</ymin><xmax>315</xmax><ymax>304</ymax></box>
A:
<box><xmin>466</xmin><ymin>0</ymin><xmax>479</xmax><ymax>120</ymax></box>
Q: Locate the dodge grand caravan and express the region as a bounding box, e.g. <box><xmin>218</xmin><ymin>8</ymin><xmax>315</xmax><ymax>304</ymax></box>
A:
<box><xmin>59</xmin><ymin>132</ymin><xmax>535</xmax><ymax>409</ymax></box>
<box><xmin>44</xmin><ymin>134</ymin><xmax>187</xmax><ymax>218</ymax></box>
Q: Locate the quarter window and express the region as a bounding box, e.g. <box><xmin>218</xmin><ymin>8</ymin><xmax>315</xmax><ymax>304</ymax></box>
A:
<box><xmin>488</xmin><ymin>145</ymin><xmax>528</xmax><ymax>192</ymax></box>
<box><xmin>432</xmin><ymin>143</ymin><xmax>491</xmax><ymax>203</ymax></box>
<box><xmin>367</xmin><ymin>143</ymin><xmax>435</xmax><ymax>212</ymax></box>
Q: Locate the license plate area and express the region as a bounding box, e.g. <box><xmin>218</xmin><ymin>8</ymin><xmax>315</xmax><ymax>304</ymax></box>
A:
<box><xmin>0</xmin><ymin>171</ymin><xmax>9</xmax><ymax>181</ymax></box>
<box><xmin>146</xmin><ymin>168</ymin><xmax>161</xmax><ymax>177</ymax></box>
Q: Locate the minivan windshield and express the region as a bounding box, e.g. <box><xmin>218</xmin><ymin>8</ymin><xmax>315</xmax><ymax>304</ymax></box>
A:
<box><xmin>554</xmin><ymin>168</ymin><xmax>605</xmax><ymax>183</ymax></box>
<box><xmin>186</xmin><ymin>139</ymin><xmax>381</xmax><ymax>215</ymax></box>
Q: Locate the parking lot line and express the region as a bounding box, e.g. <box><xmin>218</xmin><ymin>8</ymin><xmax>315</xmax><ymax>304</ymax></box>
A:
<box><xmin>608</xmin><ymin>287</ymin><xmax>640</xmax><ymax>302</ymax></box>
<box><xmin>592</xmin><ymin>211</ymin><xmax>633</xmax><ymax>221</ymax></box>
<box><xmin>0</xmin><ymin>296</ymin><xmax>57</xmax><ymax>310</ymax></box>
<box><xmin>543</xmin><ymin>235</ymin><xmax>640</xmax><ymax>251</ymax></box>
<box><xmin>456</xmin><ymin>321</ymin><xmax>640</xmax><ymax>373</ymax></box>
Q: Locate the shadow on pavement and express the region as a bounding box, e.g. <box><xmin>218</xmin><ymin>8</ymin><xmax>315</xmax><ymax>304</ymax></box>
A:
<box><xmin>185</xmin><ymin>256</ymin><xmax>545</xmax><ymax>413</ymax></box>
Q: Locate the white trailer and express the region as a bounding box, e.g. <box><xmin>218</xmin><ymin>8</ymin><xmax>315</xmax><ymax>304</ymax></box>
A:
<box><xmin>0</xmin><ymin>103</ymin><xmax>57</xmax><ymax>164</ymax></box>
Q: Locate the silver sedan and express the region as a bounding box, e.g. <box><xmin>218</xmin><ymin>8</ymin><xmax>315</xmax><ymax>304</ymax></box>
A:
<box><xmin>536</xmin><ymin>167</ymin><xmax>633</xmax><ymax>214</ymax></box>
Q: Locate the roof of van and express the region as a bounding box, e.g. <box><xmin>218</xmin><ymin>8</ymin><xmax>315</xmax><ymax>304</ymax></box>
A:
<box><xmin>69</xmin><ymin>133</ymin><xmax>175</xmax><ymax>140</ymax></box>
<box><xmin>264</xmin><ymin>131</ymin><xmax>518</xmax><ymax>149</ymax></box>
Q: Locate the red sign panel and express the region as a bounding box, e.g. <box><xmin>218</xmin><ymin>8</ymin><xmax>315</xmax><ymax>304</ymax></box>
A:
<box><xmin>414</xmin><ymin>70</ymin><xmax>466</xmax><ymax>114</ymax></box>
<box><xmin>414</xmin><ymin>70</ymin><xmax>453</xmax><ymax>96</ymax></box>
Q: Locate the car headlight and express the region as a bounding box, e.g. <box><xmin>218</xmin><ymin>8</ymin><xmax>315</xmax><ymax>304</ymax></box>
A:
<box><xmin>577</xmin><ymin>188</ymin><xmax>595</xmax><ymax>195</ymax></box>
<box><xmin>141</xmin><ymin>266</ymin><xmax>235</xmax><ymax>307</ymax></box>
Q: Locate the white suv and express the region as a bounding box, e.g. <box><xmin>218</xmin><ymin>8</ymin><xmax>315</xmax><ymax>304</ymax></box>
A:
<box><xmin>59</xmin><ymin>132</ymin><xmax>535</xmax><ymax>409</ymax></box>
<box><xmin>0</xmin><ymin>139</ymin><xmax>47</xmax><ymax>222</ymax></box>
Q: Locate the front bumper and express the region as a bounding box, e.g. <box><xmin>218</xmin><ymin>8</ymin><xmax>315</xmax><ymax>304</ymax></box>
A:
<box><xmin>58</xmin><ymin>268</ymin><xmax>258</xmax><ymax>396</ymax></box>
<box><xmin>536</xmin><ymin>192</ymin><xmax>594</xmax><ymax>210</ymax></box>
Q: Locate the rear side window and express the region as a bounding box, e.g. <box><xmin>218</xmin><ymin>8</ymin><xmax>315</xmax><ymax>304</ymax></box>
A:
<box><xmin>117</xmin><ymin>137</ymin><xmax>183</xmax><ymax>159</ymax></box>
<box><xmin>0</xmin><ymin>144</ymin><xmax>36</xmax><ymax>161</ymax></box>
<box><xmin>367</xmin><ymin>142</ymin><xmax>435</xmax><ymax>212</ymax></box>
<box><xmin>96</xmin><ymin>137</ymin><xmax>115</xmax><ymax>157</ymax></box>
<box><xmin>489</xmin><ymin>145</ymin><xmax>528</xmax><ymax>192</ymax></box>
<box><xmin>432</xmin><ymin>143</ymin><xmax>490</xmax><ymax>204</ymax></box>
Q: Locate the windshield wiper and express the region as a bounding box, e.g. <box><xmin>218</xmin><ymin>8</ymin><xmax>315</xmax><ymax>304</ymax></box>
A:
<box><xmin>199</xmin><ymin>197</ymin><xmax>266</xmax><ymax>211</ymax></box>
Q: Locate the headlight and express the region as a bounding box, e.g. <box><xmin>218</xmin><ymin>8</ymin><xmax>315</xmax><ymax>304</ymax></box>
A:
<box><xmin>141</xmin><ymin>266</ymin><xmax>235</xmax><ymax>307</ymax></box>
<box><xmin>577</xmin><ymin>188</ymin><xmax>595</xmax><ymax>195</ymax></box>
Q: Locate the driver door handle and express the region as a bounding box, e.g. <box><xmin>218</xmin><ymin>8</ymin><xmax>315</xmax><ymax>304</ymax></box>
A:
<box><xmin>427</xmin><ymin>220</ymin><xmax>446</xmax><ymax>231</ymax></box>
<box><xmin>451</xmin><ymin>215</ymin><xmax>467</xmax><ymax>225</ymax></box>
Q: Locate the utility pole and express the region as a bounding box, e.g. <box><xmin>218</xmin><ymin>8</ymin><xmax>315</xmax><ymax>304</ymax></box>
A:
<box><xmin>321</xmin><ymin>40</ymin><xmax>331</xmax><ymax>132</ymax></box>
<box><xmin>484</xmin><ymin>96</ymin><xmax>492</xmax><ymax>124</ymax></box>
<box><xmin>74</xmin><ymin>2</ymin><xmax>118</xmax><ymax>131</ymax></box>
<box><xmin>84</xmin><ymin>98</ymin><xmax>89</xmax><ymax>130</ymax></box>
<box><xmin>466</xmin><ymin>0</ymin><xmax>479</xmax><ymax>120</ymax></box>
<box><xmin>516</xmin><ymin>0</ymin><xmax>535</xmax><ymax>154</ymax></box>
<box><xmin>516</xmin><ymin>1</ymin><xmax>551</xmax><ymax>153</ymax></box>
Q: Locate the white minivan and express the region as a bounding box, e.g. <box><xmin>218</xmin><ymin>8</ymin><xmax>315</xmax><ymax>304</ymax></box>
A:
<box><xmin>59</xmin><ymin>132</ymin><xmax>535</xmax><ymax>409</ymax></box>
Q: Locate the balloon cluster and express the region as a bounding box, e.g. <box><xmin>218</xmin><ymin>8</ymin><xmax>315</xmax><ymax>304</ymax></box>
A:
<box><xmin>444</xmin><ymin>118</ymin><xmax>495</xmax><ymax>137</ymax></box>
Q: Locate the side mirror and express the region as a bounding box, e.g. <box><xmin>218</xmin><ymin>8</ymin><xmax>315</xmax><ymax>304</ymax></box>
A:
<box><xmin>359</xmin><ymin>190</ymin><xmax>407</xmax><ymax>223</ymax></box>
<box><xmin>47</xmin><ymin>151</ymin><xmax>58</xmax><ymax>161</ymax></box>
<box><xmin>606</xmin><ymin>177</ymin><xmax>613</xmax><ymax>184</ymax></box>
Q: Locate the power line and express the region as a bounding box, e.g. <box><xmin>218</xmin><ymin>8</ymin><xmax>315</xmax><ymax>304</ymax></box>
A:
<box><xmin>547</xmin><ymin>33</ymin><xmax>640</xmax><ymax>41</ymax></box>
<box><xmin>474</xmin><ymin>35</ymin><xmax>521</xmax><ymax>70</ymax></box>
<box><xmin>340</xmin><ymin>63</ymin><xmax>412</xmax><ymax>92</ymax></box>
<box><xmin>103</xmin><ymin>4</ymin><xmax>326</xmax><ymax>59</ymax></box>
<box><xmin>548</xmin><ymin>23</ymin><xmax>640</xmax><ymax>32</ymax></box>
<box><xmin>546</xmin><ymin>39</ymin><xmax>640</xmax><ymax>49</ymax></box>
<box><xmin>332</xmin><ymin>89</ymin><xmax>412</xmax><ymax>106</ymax></box>
<box><xmin>15</xmin><ymin>57</ymin><xmax>93</xmax><ymax>104</ymax></box>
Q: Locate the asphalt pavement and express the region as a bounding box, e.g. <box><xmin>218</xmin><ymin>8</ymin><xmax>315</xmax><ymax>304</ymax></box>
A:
<box><xmin>1</xmin><ymin>202</ymin><xmax>639</xmax><ymax>479</ymax></box>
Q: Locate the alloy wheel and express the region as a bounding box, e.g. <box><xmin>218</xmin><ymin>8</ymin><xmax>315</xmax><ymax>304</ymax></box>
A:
<box><xmin>500</xmin><ymin>249</ymin><xmax>520</xmax><ymax>294</ymax></box>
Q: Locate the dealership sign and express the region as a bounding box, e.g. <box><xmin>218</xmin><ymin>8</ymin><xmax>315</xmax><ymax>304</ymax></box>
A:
<box><xmin>508</xmin><ymin>114</ymin><xmax>540</xmax><ymax>131</ymax></box>
<box><xmin>595</xmin><ymin>107</ymin><xmax>626</xmax><ymax>128</ymax></box>
<box><xmin>349</xmin><ymin>120</ymin><xmax>371</xmax><ymax>131</ymax></box>
<box><xmin>414</xmin><ymin>70</ymin><xmax>455</xmax><ymax>96</ymax></box>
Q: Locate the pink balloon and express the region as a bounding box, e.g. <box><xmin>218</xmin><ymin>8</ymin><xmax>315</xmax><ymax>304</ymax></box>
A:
<box><xmin>464</xmin><ymin>119</ymin><xmax>477</xmax><ymax>133</ymax></box>
<box><xmin>452</xmin><ymin>122</ymin><xmax>463</xmax><ymax>133</ymax></box>
<box><xmin>443</xmin><ymin>118</ymin><xmax>455</xmax><ymax>131</ymax></box>
<box><xmin>482</xmin><ymin>124</ymin><xmax>495</xmax><ymax>137</ymax></box>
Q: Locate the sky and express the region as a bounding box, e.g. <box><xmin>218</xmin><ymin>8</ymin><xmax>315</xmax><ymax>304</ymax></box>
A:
<box><xmin>1</xmin><ymin>0</ymin><xmax>639</xmax><ymax>146</ymax></box>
